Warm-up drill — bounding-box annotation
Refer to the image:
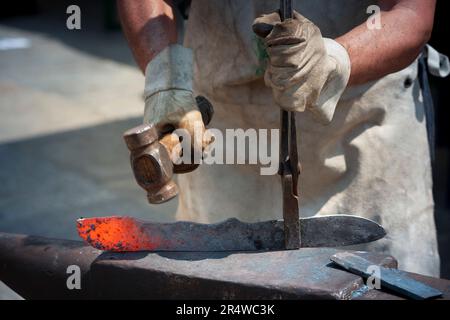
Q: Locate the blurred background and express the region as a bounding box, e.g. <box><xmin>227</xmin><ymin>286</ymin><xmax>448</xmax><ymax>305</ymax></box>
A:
<box><xmin>0</xmin><ymin>0</ymin><xmax>449</xmax><ymax>298</ymax></box>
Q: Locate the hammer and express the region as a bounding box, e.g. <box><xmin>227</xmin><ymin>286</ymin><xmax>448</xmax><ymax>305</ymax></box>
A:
<box><xmin>123</xmin><ymin>96</ymin><xmax>214</xmax><ymax>204</ymax></box>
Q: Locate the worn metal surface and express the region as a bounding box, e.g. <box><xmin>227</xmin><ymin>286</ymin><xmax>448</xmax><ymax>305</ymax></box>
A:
<box><xmin>279</xmin><ymin>112</ymin><xmax>300</xmax><ymax>250</ymax></box>
<box><xmin>331</xmin><ymin>252</ymin><xmax>443</xmax><ymax>300</ymax></box>
<box><xmin>0</xmin><ymin>232</ymin><xmax>101</xmax><ymax>299</ymax></box>
<box><xmin>278</xmin><ymin>0</ymin><xmax>300</xmax><ymax>250</ymax></box>
<box><xmin>91</xmin><ymin>247</ymin><xmax>397</xmax><ymax>299</ymax></box>
<box><xmin>2</xmin><ymin>232</ymin><xmax>449</xmax><ymax>300</ymax></box>
<box><xmin>77</xmin><ymin>215</ymin><xmax>386</xmax><ymax>252</ymax></box>
<box><xmin>300</xmin><ymin>215</ymin><xmax>386</xmax><ymax>247</ymax></box>
<box><xmin>124</xmin><ymin>123</ymin><xmax>179</xmax><ymax>204</ymax></box>
<box><xmin>355</xmin><ymin>272</ymin><xmax>450</xmax><ymax>300</ymax></box>
<box><xmin>280</xmin><ymin>0</ymin><xmax>293</xmax><ymax>21</ymax></box>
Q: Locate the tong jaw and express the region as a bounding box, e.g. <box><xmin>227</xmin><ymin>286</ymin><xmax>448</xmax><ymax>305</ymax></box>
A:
<box><xmin>279</xmin><ymin>110</ymin><xmax>300</xmax><ymax>249</ymax></box>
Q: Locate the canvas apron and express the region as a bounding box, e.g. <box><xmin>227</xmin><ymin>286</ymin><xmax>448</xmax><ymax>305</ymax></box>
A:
<box><xmin>177</xmin><ymin>0</ymin><xmax>443</xmax><ymax>276</ymax></box>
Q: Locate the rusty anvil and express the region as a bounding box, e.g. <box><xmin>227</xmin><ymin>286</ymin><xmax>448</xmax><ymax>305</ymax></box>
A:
<box><xmin>77</xmin><ymin>0</ymin><xmax>385</xmax><ymax>253</ymax></box>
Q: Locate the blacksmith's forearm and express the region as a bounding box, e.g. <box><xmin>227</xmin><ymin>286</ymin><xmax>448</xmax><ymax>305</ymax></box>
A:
<box><xmin>336</xmin><ymin>0</ymin><xmax>436</xmax><ymax>86</ymax></box>
<box><xmin>117</xmin><ymin>0</ymin><xmax>177</xmax><ymax>73</ymax></box>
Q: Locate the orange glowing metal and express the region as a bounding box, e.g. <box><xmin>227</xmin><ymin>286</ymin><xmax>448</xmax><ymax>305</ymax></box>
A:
<box><xmin>77</xmin><ymin>216</ymin><xmax>162</xmax><ymax>252</ymax></box>
<box><xmin>77</xmin><ymin>215</ymin><xmax>386</xmax><ymax>252</ymax></box>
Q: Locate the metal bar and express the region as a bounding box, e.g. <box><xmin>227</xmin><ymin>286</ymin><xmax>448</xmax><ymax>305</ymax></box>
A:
<box><xmin>279</xmin><ymin>110</ymin><xmax>289</xmax><ymax>165</ymax></box>
<box><xmin>331</xmin><ymin>252</ymin><xmax>443</xmax><ymax>300</ymax></box>
<box><xmin>289</xmin><ymin>111</ymin><xmax>299</xmax><ymax>196</ymax></box>
<box><xmin>279</xmin><ymin>0</ymin><xmax>293</xmax><ymax>20</ymax></box>
<box><xmin>77</xmin><ymin>215</ymin><xmax>386</xmax><ymax>252</ymax></box>
<box><xmin>279</xmin><ymin>0</ymin><xmax>300</xmax><ymax>249</ymax></box>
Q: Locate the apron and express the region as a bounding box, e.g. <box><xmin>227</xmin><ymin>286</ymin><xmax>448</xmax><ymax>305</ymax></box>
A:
<box><xmin>177</xmin><ymin>0</ymin><xmax>442</xmax><ymax>277</ymax></box>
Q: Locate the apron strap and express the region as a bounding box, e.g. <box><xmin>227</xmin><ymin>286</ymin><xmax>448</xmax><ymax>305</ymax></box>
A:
<box><xmin>419</xmin><ymin>45</ymin><xmax>450</xmax><ymax>164</ymax></box>
<box><xmin>424</xmin><ymin>44</ymin><xmax>450</xmax><ymax>78</ymax></box>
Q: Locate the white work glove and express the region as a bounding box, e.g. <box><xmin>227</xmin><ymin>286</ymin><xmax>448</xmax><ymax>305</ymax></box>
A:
<box><xmin>253</xmin><ymin>11</ymin><xmax>351</xmax><ymax>123</ymax></box>
<box><xmin>144</xmin><ymin>44</ymin><xmax>209</xmax><ymax>157</ymax></box>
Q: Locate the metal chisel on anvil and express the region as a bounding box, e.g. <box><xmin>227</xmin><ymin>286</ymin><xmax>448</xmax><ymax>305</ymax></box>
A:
<box><xmin>77</xmin><ymin>0</ymin><xmax>385</xmax><ymax>253</ymax></box>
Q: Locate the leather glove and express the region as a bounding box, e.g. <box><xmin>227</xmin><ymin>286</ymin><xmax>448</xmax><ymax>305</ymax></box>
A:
<box><xmin>144</xmin><ymin>44</ymin><xmax>209</xmax><ymax>159</ymax></box>
<box><xmin>253</xmin><ymin>11</ymin><xmax>351</xmax><ymax>123</ymax></box>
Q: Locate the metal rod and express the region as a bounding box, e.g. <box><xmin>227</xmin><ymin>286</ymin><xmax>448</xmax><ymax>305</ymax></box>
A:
<box><xmin>278</xmin><ymin>0</ymin><xmax>300</xmax><ymax>249</ymax></box>
<box><xmin>279</xmin><ymin>0</ymin><xmax>293</xmax><ymax>20</ymax></box>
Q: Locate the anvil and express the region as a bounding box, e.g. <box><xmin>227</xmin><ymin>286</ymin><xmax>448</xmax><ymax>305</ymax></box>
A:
<box><xmin>1</xmin><ymin>232</ymin><xmax>449</xmax><ymax>300</ymax></box>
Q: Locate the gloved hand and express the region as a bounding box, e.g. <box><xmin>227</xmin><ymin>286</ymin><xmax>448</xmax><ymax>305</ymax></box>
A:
<box><xmin>253</xmin><ymin>11</ymin><xmax>351</xmax><ymax>123</ymax></box>
<box><xmin>144</xmin><ymin>44</ymin><xmax>209</xmax><ymax>160</ymax></box>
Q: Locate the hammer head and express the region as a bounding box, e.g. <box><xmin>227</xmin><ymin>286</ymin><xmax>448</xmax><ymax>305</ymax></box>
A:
<box><xmin>124</xmin><ymin>124</ymin><xmax>178</xmax><ymax>204</ymax></box>
<box><xmin>123</xmin><ymin>95</ymin><xmax>214</xmax><ymax>205</ymax></box>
